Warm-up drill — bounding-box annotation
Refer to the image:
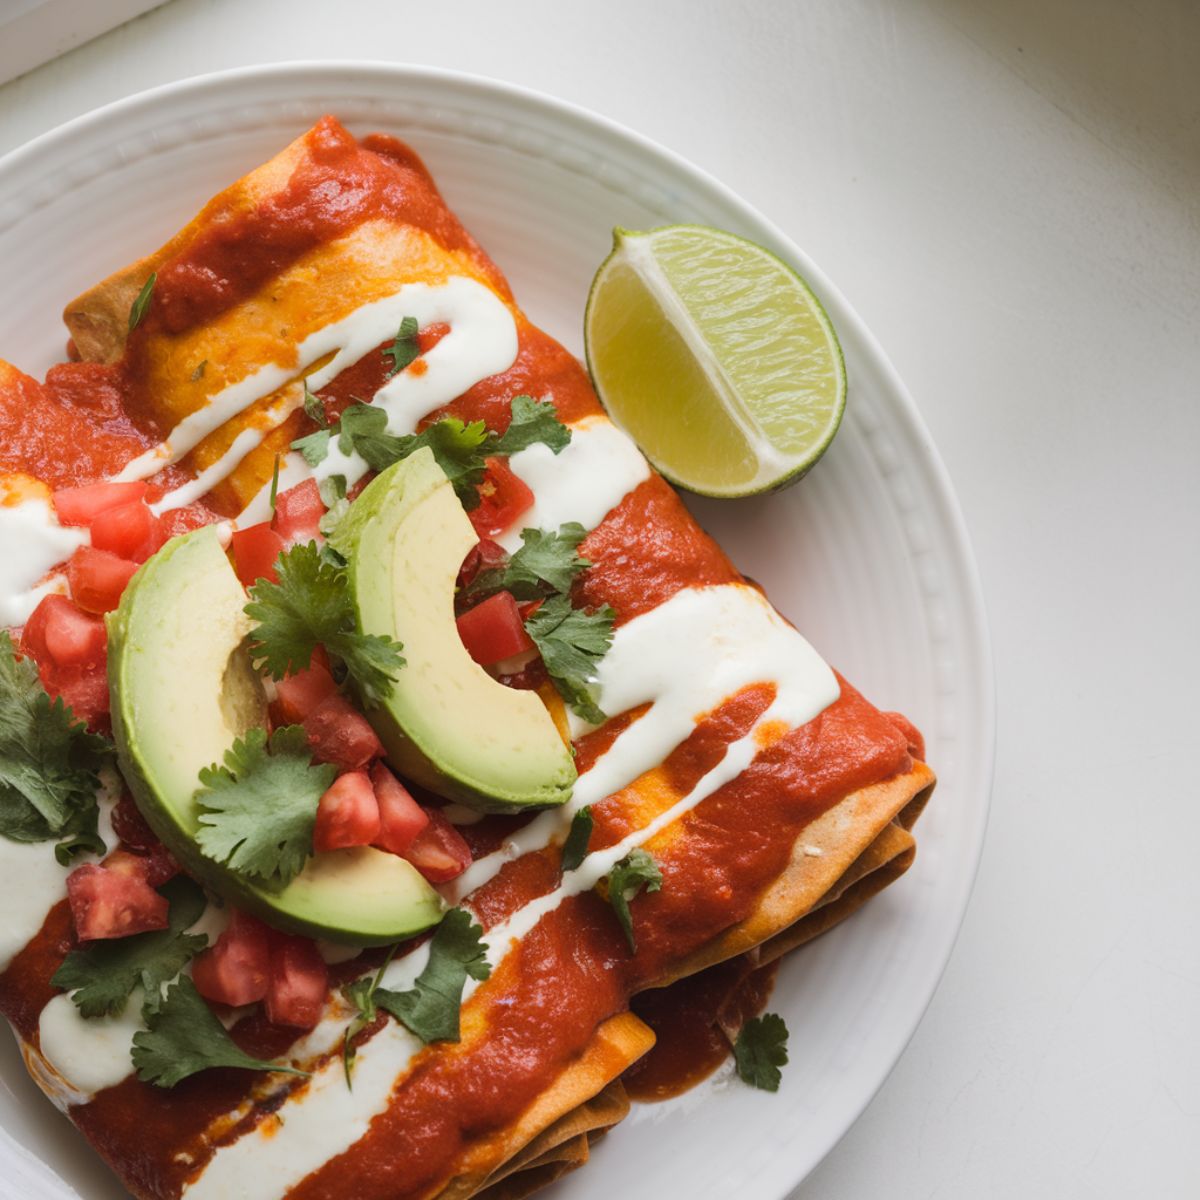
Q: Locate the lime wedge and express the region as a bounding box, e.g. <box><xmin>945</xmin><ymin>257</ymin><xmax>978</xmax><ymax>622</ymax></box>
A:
<box><xmin>584</xmin><ymin>225</ymin><xmax>846</xmax><ymax>497</ymax></box>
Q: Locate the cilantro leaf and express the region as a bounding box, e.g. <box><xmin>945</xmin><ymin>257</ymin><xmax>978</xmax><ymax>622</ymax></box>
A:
<box><xmin>523</xmin><ymin>594</ymin><xmax>614</xmax><ymax>724</ymax></box>
<box><xmin>340</xmin><ymin>945</ymin><xmax>398</xmax><ymax>1087</ymax></box>
<box><xmin>292</xmin><ymin>427</ymin><xmax>331</xmax><ymax>467</ymax></box>
<box><xmin>244</xmin><ymin>541</ymin><xmax>405</xmax><ymax>705</ymax></box>
<box><xmin>335</xmin><ymin>401</ymin><xmax>389</xmax><ymax>457</ymax></box>
<box><xmin>128</xmin><ymin>273</ymin><xmax>156</xmax><ymax>332</ymax></box>
<box><xmin>375</xmin><ymin>909</ymin><xmax>490</xmax><ymax>1044</ymax></box>
<box><xmin>303</xmin><ymin>379</ymin><xmax>327</xmax><ymax>427</ymax></box>
<box><xmin>492</xmin><ymin>395</ymin><xmax>571</xmax><ymax>457</ymax></box>
<box><xmin>561</xmin><ymin>806</ymin><xmax>593</xmax><ymax>873</ymax></box>
<box><xmin>0</xmin><ymin>632</ymin><xmax>109</xmax><ymax>860</ymax></box>
<box><xmin>194</xmin><ymin>726</ymin><xmax>336</xmax><ymax>888</ymax></box>
<box><xmin>733</xmin><ymin>1013</ymin><xmax>789</xmax><ymax>1092</ymax></box>
<box><xmin>466</xmin><ymin>524</ymin><xmax>589</xmax><ymax>603</ymax></box>
<box><xmin>52</xmin><ymin>876</ymin><xmax>208</xmax><ymax>1019</ymax></box>
<box><xmin>317</xmin><ymin>475</ymin><xmax>350</xmax><ymax>539</ymax></box>
<box><xmin>383</xmin><ymin>316</ymin><xmax>420</xmax><ymax>377</ymax></box>
<box><xmin>132</xmin><ymin>976</ymin><xmax>310</xmax><ymax>1088</ymax></box>
<box><xmin>606</xmin><ymin>849</ymin><xmax>662</xmax><ymax>953</ymax></box>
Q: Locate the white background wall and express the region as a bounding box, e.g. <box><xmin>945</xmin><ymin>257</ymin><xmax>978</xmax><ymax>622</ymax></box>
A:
<box><xmin>0</xmin><ymin>2</ymin><xmax>1196</xmax><ymax>1196</ymax></box>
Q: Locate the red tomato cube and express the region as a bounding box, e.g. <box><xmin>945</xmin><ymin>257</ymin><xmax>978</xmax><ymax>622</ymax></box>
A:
<box><xmin>456</xmin><ymin>537</ymin><xmax>509</xmax><ymax>591</ymax></box>
<box><xmin>402</xmin><ymin>808</ymin><xmax>472</xmax><ymax>883</ymax></box>
<box><xmin>88</xmin><ymin>499</ymin><xmax>161</xmax><ymax>563</ymax></box>
<box><xmin>230</xmin><ymin>521</ymin><xmax>286</xmax><ymax>588</ymax></box>
<box><xmin>66</xmin><ymin>863</ymin><xmax>169</xmax><ymax>941</ymax></box>
<box><xmin>192</xmin><ymin>909</ymin><xmax>271</xmax><ymax>1008</ymax></box>
<box><xmin>52</xmin><ymin>481</ymin><xmax>148</xmax><ymax>527</ymax></box>
<box><xmin>302</xmin><ymin>693</ymin><xmax>384</xmax><ymax>772</ymax></box>
<box><xmin>313</xmin><ymin>771</ymin><xmax>381</xmax><ymax>853</ymax></box>
<box><xmin>21</xmin><ymin>595</ymin><xmax>106</xmax><ymax>670</ymax></box>
<box><xmin>66</xmin><ymin>546</ymin><xmax>139</xmax><ymax>614</ymax></box>
<box><xmin>271</xmin><ymin>480</ymin><xmax>325</xmax><ymax>546</ymax></box>
<box><xmin>370</xmin><ymin>763</ymin><xmax>429</xmax><ymax>857</ymax></box>
<box><xmin>272</xmin><ymin>655</ymin><xmax>339</xmax><ymax>725</ymax></box>
<box><xmin>468</xmin><ymin>458</ymin><xmax>534</xmax><ymax>539</ymax></box>
<box><xmin>456</xmin><ymin>591</ymin><xmax>535</xmax><ymax>666</ymax></box>
<box><xmin>265</xmin><ymin>933</ymin><xmax>328</xmax><ymax>1029</ymax></box>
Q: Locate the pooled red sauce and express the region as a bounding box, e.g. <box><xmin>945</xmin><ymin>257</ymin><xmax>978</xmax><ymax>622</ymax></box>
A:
<box><xmin>625</xmin><ymin>955</ymin><xmax>780</xmax><ymax>1101</ymax></box>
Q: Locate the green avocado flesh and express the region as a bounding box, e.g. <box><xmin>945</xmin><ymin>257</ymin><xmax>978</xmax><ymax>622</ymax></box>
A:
<box><xmin>107</xmin><ymin>526</ymin><xmax>445</xmax><ymax>946</ymax></box>
<box><xmin>332</xmin><ymin>447</ymin><xmax>577</xmax><ymax>813</ymax></box>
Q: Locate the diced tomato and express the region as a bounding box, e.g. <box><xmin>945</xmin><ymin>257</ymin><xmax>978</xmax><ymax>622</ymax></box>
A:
<box><xmin>456</xmin><ymin>591</ymin><xmax>535</xmax><ymax>667</ymax></box>
<box><xmin>104</xmin><ymin>840</ymin><xmax>180</xmax><ymax>888</ymax></box>
<box><xmin>89</xmin><ymin>499</ymin><xmax>162</xmax><ymax>563</ymax></box>
<box><xmin>468</xmin><ymin>458</ymin><xmax>535</xmax><ymax>539</ymax></box>
<box><xmin>52</xmin><ymin>481</ymin><xmax>148</xmax><ymax>527</ymax></box>
<box><xmin>313</xmin><ymin>771</ymin><xmax>381</xmax><ymax>853</ymax></box>
<box><xmin>272</xmin><ymin>480</ymin><xmax>325</xmax><ymax>545</ymax></box>
<box><xmin>230</xmin><ymin>521</ymin><xmax>286</xmax><ymax>587</ymax></box>
<box><xmin>456</xmin><ymin>537</ymin><xmax>508</xmax><ymax>591</ymax></box>
<box><xmin>110</xmin><ymin>791</ymin><xmax>157</xmax><ymax>851</ymax></box>
<box><xmin>265</xmin><ymin>933</ymin><xmax>328</xmax><ymax>1029</ymax></box>
<box><xmin>192</xmin><ymin>909</ymin><xmax>271</xmax><ymax>1008</ymax></box>
<box><xmin>53</xmin><ymin>669</ymin><xmax>110</xmax><ymax>731</ymax></box>
<box><xmin>417</xmin><ymin>321</ymin><xmax>450</xmax><ymax>355</ymax></box>
<box><xmin>370</xmin><ymin>763</ymin><xmax>429</xmax><ymax>857</ymax></box>
<box><xmin>66</xmin><ymin>546</ymin><xmax>139</xmax><ymax>614</ymax></box>
<box><xmin>66</xmin><ymin>863</ymin><xmax>169</xmax><ymax>941</ymax></box>
<box><xmin>272</xmin><ymin>655</ymin><xmax>339</xmax><ymax>726</ymax></box>
<box><xmin>21</xmin><ymin>595</ymin><xmax>106</xmax><ymax>670</ymax></box>
<box><xmin>157</xmin><ymin>504</ymin><xmax>213</xmax><ymax>541</ymax></box>
<box><xmin>302</xmin><ymin>693</ymin><xmax>384</xmax><ymax>772</ymax></box>
<box><xmin>402</xmin><ymin>808</ymin><xmax>472</xmax><ymax>883</ymax></box>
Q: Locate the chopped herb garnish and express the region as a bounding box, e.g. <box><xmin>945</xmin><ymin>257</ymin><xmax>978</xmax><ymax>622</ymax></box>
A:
<box><xmin>52</xmin><ymin>877</ymin><xmax>208</xmax><ymax>1019</ymax></box>
<box><xmin>605</xmin><ymin>849</ymin><xmax>662</xmax><ymax>953</ymax></box>
<box><xmin>374</xmin><ymin>909</ymin><xmax>490</xmax><ymax>1045</ymax></box>
<box><xmin>292</xmin><ymin>426</ymin><xmax>331</xmax><ymax>468</ymax></box>
<box><xmin>492</xmin><ymin>395</ymin><xmax>572</xmax><ymax>457</ymax></box>
<box><xmin>244</xmin><ymin>541</ymin><xmax>405</xmax><ymax>705</ymax></box>
<box><xmin>733</xmin><ymin>1013</ymin><xmax>789</xmax><ymax>1092</ymax></box>
<box><xmin>383</xmin><ymin>316</ymin><xmax>420</xmax><ymax>377</ymax></box>
<box><xmin>317</xmin><ymin>475</ymin><xmax>349</xmax><ymax>539</ymax></box>
<box><xmin>0</xmin><ymin>632</ymin><xmax>110</xmax><ymax>862</ymax></box>
<box><xmin>190</xmin><ymin>360</ymin><xmax>207</xmax><ymax>382</ymax></box>
<box><xmin>132</xmin><ymin>976</ymin><xmax>311</xmax><ymax>1088</ymax></box>
<box><xmin>340</xmin><ymin>945</ymin><xmax>397</xmax><ymax>1088</ymax></box>
<box><xmin>267</xmin><ymin>453</ymin><xmax>282</xmax><ymax>518</ymax></box>
<box><xmin>523</xmin><ymin>594</ymin><xmax>614</xmax><ymax>724</ymax></box>
<box><xmin>465</xmin><ymin>523</ymin><xmax>589</xmax><ymax>602</ymax></box>
<box><xmin>194</xmin><ymin>726</ymin><xmax>336</xmax><ymax>888</ymax></box>
<box><xmin>561</xmin><ymin>806</ymin><xmax>593</xmax><ymax>873</ymax></box>
<box><xmin>128</xmin><ymin>273</ymin><xmax>156</xmax><ymax>333</ymax></box>
<box><xmin>302</xmin><ymin>379</ymin><xmax>327</xmax><ymax>427</ymax></box>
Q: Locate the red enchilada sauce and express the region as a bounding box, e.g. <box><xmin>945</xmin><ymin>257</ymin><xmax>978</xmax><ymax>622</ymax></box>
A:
<box><xmin>0</xmin><ymin>120</ymin><xmax>926</xmax><ymax>1200</ymax></box>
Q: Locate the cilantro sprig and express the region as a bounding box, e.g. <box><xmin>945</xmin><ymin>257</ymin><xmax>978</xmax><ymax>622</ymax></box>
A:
<box><xmin>605</xmin><ymin>849</ymin><xmax>662</xmax><ymax>953</ymax></box>
<box><xmin>383</xmin><ymin>316</ymin><xmax>421</xmax><ymax>378</ymax></box>
<box><xmin>340</xmin><ymin>945</ymin><xmax>397</xmax><ymax>1087</ymax></box>
<box><xmin>561</xmin><ymin>806</ymin><xmax>593</xmax><ymax>873</ymax></box>
<box><xmin>733</xmin><ymin>1013</ymin><xmax>790</xmax><ymax>1092</ymax></box>
<box><xmin>52</xmin><ymin>877</ymin><xmax>207</xmax><ymax>1019</ymax></box>
<box><xmin>523</xmin><ymin>594</ymin><xmax>615</xmax><ymax>724</ymax></box>
<box><xmin>290</xmin><ymin>395</ymin><xmax>571</xmax><ymax>511</ymax></box>
<box><xmin>0</xmin><ymin>632</ymin><xmax>110</xmax><ymax>863</ymax></box>
<box><xmin>132</xmin><ymin>976</ymin><xmax>311</xmax><ymax>1088</ymax></box>
<box><xmin>374</xmin><ymin>909</ymin><xmax>491</xmax><ymax>1045</ymax></box>
<box><xmin>128</xmin><ymin>273</ymin><xmax>156</xmax><ymax>332</ymax></box>
<box><xmin>244</xmin><ymin>541</ymin><xmax>405</xmax><ymax>705</ymax></box>
<box><xmin>194</xmin><ymin>726</ymin><xmax>336</xmax><ymax>888</ymax></box>
<box><xmin>464</xmin><ymin>524</ymin><xmax>589</xmax><ymax>603</ymax></box>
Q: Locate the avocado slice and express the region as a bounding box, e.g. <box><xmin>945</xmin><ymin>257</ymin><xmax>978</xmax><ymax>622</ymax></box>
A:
<box><xmin>332</xmin><ymin>447</ymin><xmax>577</xmax><ymax>813</ymax></box>
<box><xmin>107</xmin><ymin>526</ymin><xmax>445</xmax><ymax>946</ymax></box>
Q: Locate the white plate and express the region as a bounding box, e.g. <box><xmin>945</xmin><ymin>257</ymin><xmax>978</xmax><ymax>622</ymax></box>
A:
<box><xmin>0</xmin><ymin>63</ymin><xmax>993</xmax><ymax>1200</ymax></box>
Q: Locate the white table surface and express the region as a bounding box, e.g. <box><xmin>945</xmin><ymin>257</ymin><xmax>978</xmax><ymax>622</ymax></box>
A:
<box><xmin>1</xmin><ymin>1</ymin><xmax>1196</xmax><ymax>1197</ymax></box>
